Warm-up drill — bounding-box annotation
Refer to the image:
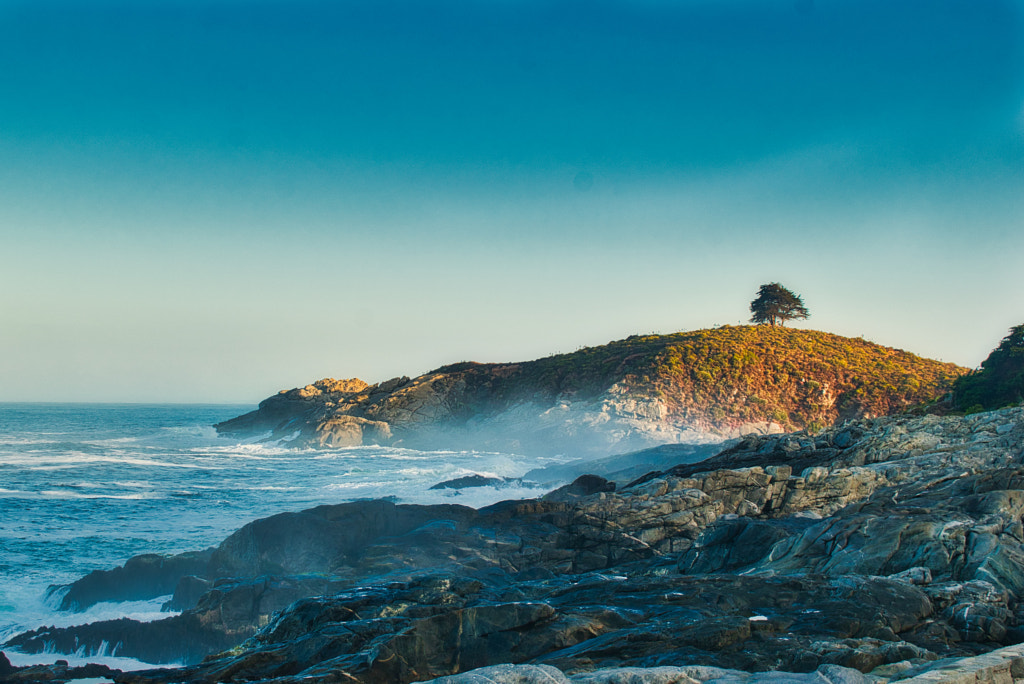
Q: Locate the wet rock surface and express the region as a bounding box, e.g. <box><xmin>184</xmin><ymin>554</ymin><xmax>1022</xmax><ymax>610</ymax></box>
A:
<box><xmin>430</xmin><ymin>475</ymin><xmax>527</xmax><ymax>490</ymax></box>
<box><xmin>0</xmin><ymin>654</ymin><xmax>122</xmax><ymax>684</ymax></box>
<box><xmin>7</xmin><ymin>405</ymin><xmax>1024</xmax><ymax>683</ymax></box>
<box><xmin>57</xmin><ymin>549</ymin><xmax>214</xmax><ymax>611</ymax></box>
<box><xmin>524</xmin><ymin>442</ymin><xmax>729</xmax><ymax>487</ymax></box>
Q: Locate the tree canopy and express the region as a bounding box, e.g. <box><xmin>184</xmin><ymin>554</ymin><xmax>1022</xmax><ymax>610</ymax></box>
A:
<box><xmin>749</xmin><ymin>283</ymin><xmax>810</xmax><ymax>327</ymax></box>
<box><xmin>953</xmin><ymin>323</ymin><xmax>1024</xmax><ymax>411</ymax></box>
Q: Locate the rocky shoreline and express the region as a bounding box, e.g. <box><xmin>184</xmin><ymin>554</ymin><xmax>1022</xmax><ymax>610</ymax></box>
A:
<box><xmin>4</xmin><ymin>404</ymin><xmax>1024</xmax><ymax>682</ymax></box>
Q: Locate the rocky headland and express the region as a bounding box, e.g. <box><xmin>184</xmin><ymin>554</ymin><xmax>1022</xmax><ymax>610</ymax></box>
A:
<box><xmin>214</xmin><ymin>326</ymin><xmax>965</xmax><ymax>457</ymax></box>
<box><xmin>7</xmin><ymin>404</ymin><xmax>1024</xmax><ymax>683</ymax></box>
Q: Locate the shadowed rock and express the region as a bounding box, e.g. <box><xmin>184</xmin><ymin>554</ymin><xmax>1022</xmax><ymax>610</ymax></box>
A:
<box><xmin>430</xmin><ymin>474</ymin><xmax>524</xmax><ymax>490</ymax></box>
<box><xmin>543</xmin><ymin>474</ymin><xmax>616</xmax><ymax>502</ymax></box>
<box><xmin>57</xmin><ymin>549</ymin><xmax>213</xmax><ymax>611</ymax></box>
<box><xmin>0</xmin><ymin>654</ymin><xmax>122</xmax><ymax>684</ymax></box>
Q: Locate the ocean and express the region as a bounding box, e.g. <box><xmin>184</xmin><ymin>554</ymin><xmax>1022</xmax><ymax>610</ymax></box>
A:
<box><xmin>0</xmin><ymin>403</ymin><xmax>556</xmax><ymax>670</ymax></box>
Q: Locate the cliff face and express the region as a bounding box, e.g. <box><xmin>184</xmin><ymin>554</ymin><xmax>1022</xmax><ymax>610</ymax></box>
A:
<box><xmin>215</xmin><ymin>326</ymin><xmax>966</xmax><ymax>456</ymax></box>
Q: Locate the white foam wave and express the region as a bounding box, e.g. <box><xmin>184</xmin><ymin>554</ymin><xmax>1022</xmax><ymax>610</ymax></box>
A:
<box><xmin>445</xmin><ymin>468</ymin><xmax>507</xmax><ymax>480</ymax></box>
<box><xmin>324</xmin><ymin>481</ymin><xmax>390</xmax><ymax>490</ymax></box>
<box><xmin>311</xmin><ymin>451</ymin><xmax>437</xmax><ymax>462</ymax></box>
<box><xmin>274</xmin><ymin>430</ymin><xmax>303</xmax><ymax>444</ymax></box>
<box><xmin>0</xmin><ymin>595</ymin><xmax>178</xmax><ymax>645</ymax></box>
<box><xmin>6</xmin><ymin>453</ymin><xmax>207</xmax><ymax>469</ymax></box>
<box><xmin>83</xmin><ymin>437</ymin><xmax>140</xmax><ymax>446</ymax></box>
<box><xmin>324</xmin><ymin>444</ymin><xmax>443</xmax><ymax>457</ymax></box>
<box><xmin>195</xmin><ymin>443</ymin><xmax>304</xmax><ymax>459</ymax></box>
<box><xmin>0</xmin><ymin>437</ymin><xmax>56</xmax><ymax>447</ymax></box>
<box><xmin>159</xmin><ymin>424</ymin><xmax>220</xmax><ymax>439</ymax></box>
<box><xmin>421</xmin><ymin>484</ymin><xmax>549</xmax><ymax>509</ymax></box>
<box><xmin>78</xmin><ymin>596</ymin><xmax>179</xmax><ymax>625</ymax></box>
<box><xmin>309</xmin><ymin>453</ymin><xmax>360</xmax><ymax>462</ymax></box>
<box><xmin>4</xmin><ymin>647</ymin><xmax>182</xmax><ymax>672</ymax></box>
<box><xmin>39</xmin><ymin>490</ymin><xmax>160</xmax><ymax>501</ymax></box>
<box><xmin>395</xmin><ymin>467</ymin><xmax>442</xmax><ymax>476</ymax></box>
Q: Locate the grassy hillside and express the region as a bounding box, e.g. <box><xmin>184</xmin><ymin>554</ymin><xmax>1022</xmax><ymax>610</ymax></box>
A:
<box><xmin>223</xmin><ymin>326</ymin><xmax>968</xmax><ymax>445</ymax></box>
<box><xmin>437</xmin><ymin>325</ymin><xmax>967</xmax><ymax>433</ymax></box>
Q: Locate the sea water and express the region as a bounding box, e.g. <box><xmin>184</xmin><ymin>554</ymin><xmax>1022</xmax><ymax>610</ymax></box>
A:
<box><xmin>0</xmin><ymin>403</ymin><xmax>558</xmax><ymax>668</ymax></box>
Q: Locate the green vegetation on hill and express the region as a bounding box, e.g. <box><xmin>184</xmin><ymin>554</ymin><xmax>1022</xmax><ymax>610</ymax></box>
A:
<box><xmin>953</xmin><ymin>324</ymin><xmax>1024</xmax><ymax>412</ymax></box>
<box><xmin>437</xmin><ymin>326</ymin><xmax>966</xmax><ymax>433</ymax></box>
<box><xmin>218</xmin><ymin>325</ymin><xmax>969</xmax><ymax>451</ymax></box>
<box><xmin>646</xmin><ymin>326</ymin><xmax>964</xmax><ymax>432</ymax></box>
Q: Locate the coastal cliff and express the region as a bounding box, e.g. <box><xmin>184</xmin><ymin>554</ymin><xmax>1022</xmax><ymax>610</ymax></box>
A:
<box><xmin>215</xmin><ymin>326</ymin><xmax>965</xmax><ymax>456</ymax></box>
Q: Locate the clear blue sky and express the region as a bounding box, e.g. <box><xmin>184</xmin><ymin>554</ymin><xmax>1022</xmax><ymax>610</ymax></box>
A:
<box><xmin>1</xmin><ymin>0</ymin><xmax>1022</xmax><ymax>402</ymax></box>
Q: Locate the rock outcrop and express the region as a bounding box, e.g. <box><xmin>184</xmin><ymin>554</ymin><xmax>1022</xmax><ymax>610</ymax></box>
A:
<box><xmin>523</xmin><ymin>442</ymin><xmax>727</xmax><ymax>486</ymax></box>
<box><xmin>0</xmin><ymin>655</ymin><xmax>122</xmax><ymax>684</ymax></box>
<box><xmin>214</xmin><ymin>327</ymin><xmax>965</xmax><ymax>457</ymax></box>
<box><xmin>10</xmin><ymin>404</ymin><xmax>1024</xmax><ymax>684</ymax></box>
<box><xmin>56</xmin><ymin>549</ymin><xmax>213</xmax><ymax>611</ymax></box>
<box><xmin>429</xmin><ymin>474</ymin><xmax>525</xmax><ymax>490</ymax></box>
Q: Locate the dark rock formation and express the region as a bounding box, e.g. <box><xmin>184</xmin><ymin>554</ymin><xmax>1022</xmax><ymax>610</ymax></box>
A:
<box><xmin>57</xmin><ymin>549</ymin><xmax>213</xmax><ymax>611</ymax></box>
<box><xmin>429</xmin><ymin>474</ymin><xmax>523</xmax><ymax>490</ymax></box>
<box><xmin>524</xmin><ymin>441</ymin><xmax>728</xmax><ymax>486</ymax></box>
<box><xmin>162</xmin><ymin>574</ymin><xmax>210</xmax><ymax>612</ymax></box>
<box><xmin>0</xmin><ymin>654</ymin><xmax>121</xmax><ymax>684</ymax></box>
<box><xmin>106</xmin><ymin>572</ymin><xmax>932</xmax><ymax>684</ymax></box>
<box><xmin>10</xmin><ymin>405</ymin><xmax>1024</xmax><ymax>684</ymax></box>
<box><xmin>8</xmin><ymin>615</ymin><xmax>236</xmax><ymax>667</ymax></box>
<box><xmin>542</xmin><ymin>474</ymin><xmax>616</xmax><ymax>501</ymax></box>
<box><xmin>206</xmin><ymin>499</ymin><xmax>478</xmax><ymax>578</ymax></box>
<box><xmin>0</xmin><ymin>651</ymin><xmax>13</xmax><ymax>678</ymax></box>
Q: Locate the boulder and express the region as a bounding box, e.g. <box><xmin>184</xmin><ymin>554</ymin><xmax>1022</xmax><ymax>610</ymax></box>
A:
<box><xmin>430</xmin><ymin>475</ymin><xmax>521</xmax><ymax>490</ymax></box>
<box><xmin>543</xmin><ymin>475</ymin><xmax>616</xmax><ymax>502</ymax></box>
<box><xmin>207</xmin><ymin>499</ymin><xmax>478</xmax><ymax>577</ymax></box>
<box><xmin>0</xmin><ymin>657</ymin><xmax>122</xmax><ymax>684</ymax></box>
<box><xmin>57</xmin><ymin>549</ymin><xmax>213</xmax><ymax>611</ymax></box>
<box><xmin>315</xmin><ymin>415</ymin><xmax>392</xmax><ymax>447</ymax></box>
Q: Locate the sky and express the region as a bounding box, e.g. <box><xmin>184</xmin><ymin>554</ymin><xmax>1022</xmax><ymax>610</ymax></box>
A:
<box><xmin>1</xmin><ymin>0</ymin><xmax>1022</xmax><ymax>403</ymax></box>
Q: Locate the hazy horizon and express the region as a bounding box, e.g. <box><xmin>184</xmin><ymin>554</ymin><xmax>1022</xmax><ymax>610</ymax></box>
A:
<box><xmin>2</xmin><ymin>0</ymin><xmax>1022</xmax><ymax>403</ymax></box>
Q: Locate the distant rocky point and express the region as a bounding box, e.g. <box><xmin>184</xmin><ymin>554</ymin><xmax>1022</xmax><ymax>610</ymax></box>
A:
<box><xmin>215</xmin><ymin>326</ymin><xmax>965</xmax><ymax>457</ymax></box>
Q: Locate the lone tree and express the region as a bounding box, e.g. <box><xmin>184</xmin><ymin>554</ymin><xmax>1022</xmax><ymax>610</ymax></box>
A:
<box><xmin>749</xmin><ymin>282</ymin><xmax>810</xmax><ymax>326</ymax></box>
